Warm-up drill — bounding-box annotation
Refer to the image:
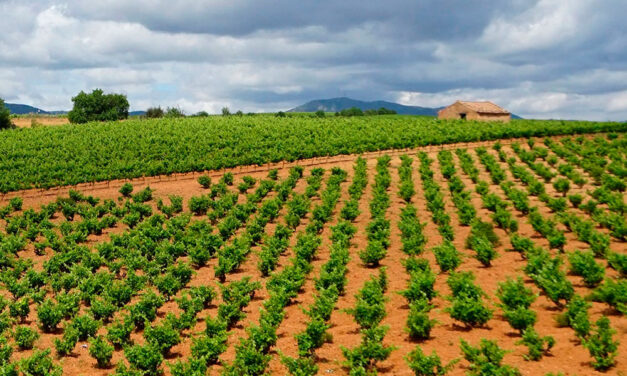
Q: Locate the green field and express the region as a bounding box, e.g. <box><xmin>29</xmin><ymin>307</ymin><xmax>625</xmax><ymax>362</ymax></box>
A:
<box><xmin>0</xmin><ymin>115</ymin><xmax>625</xmax><ymax>192</ymax></box>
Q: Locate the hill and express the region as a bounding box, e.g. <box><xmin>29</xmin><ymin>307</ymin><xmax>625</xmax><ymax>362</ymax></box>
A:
<box><xmin>5</xmin><ymin>103</ymin><xmax>51</xmax><ymax>115</ymax></box>
<box><xmin>5</xmin><ymin>103</ymin><xmax>145</xmax><ymax>116</ymax></box>
<box><xmin>287</xmin><ymin>97</ymin><xmax>442</xmax><ymax>115</ymax></box>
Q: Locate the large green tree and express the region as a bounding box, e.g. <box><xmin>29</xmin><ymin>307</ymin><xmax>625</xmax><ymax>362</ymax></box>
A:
<box><xmin>0</xmin><ymin>98</ymin><xmax>13</xmax><ymax>129</ymax></box>
<box><xmin>68</xmin><ymin>89</ymin><xmax>129</xmax><ymax>124</ymax></box>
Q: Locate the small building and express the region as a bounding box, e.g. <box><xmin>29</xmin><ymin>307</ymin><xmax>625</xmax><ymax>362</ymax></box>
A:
<box><xmin>438</xmin><ymin>101</ymin><xmax>511</xmax><ymax>122</ymax></box>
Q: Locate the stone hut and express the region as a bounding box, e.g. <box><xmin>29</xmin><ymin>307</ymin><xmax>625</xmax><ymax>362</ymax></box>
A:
<box><xmin>438</xmin><ymin>101</ymin><xmax>511</xmax><ymax>122</ymax></box>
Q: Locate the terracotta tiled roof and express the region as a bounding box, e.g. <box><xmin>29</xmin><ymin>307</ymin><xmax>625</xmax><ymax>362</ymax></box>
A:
<box><xmin>457</xmin><ymin>101</ymin><xmax>510</xmax><ymax>114</ymax></box>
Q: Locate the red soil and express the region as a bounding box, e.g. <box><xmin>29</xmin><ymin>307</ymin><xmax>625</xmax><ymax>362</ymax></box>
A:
<box><xmin>1</xmin><ymin>134</ymin><xmax>625</xmax><ymax>376</ymax></box>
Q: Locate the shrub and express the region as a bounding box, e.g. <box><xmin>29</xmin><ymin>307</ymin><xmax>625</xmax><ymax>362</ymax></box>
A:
<box><xmin>89</xmin><ymin>297</ymin><xmax>117</xmax><ymax>322</ymax></box>
<box><xmin>568</xmin><ymin>250</ymin><xmax>604</xmax><ymax>287</ymax></box>
<box><xmin>447</xmin><ymin>271</ymin><xmax>484</xmax><ymax>299</ymax></box>
<box><xmin>460</xmin><ymin>339</ymin><xmax>520</xmax><ymax>376</ymax></box>
<box><xmin>54</xmin><ymin>326</ymin><xmax>79</xmax><ymax>356</ymax></box>
<box><xmin>446</xmin><ymin>294</ymin><xmax>492</xmax><ymax>328</ymax></box>
<box><xmin>13</xmin><ymin>326</ymin><xmax>39</xmax><ymax>350</ymax></box>
<box><xmin>468</xmin><ymin>236</ymin><xmax>497</xmax><ymax>267</ymax></box>
<box><xmin>589</xmin><ymin>278</ymin><xmax>627</xmax><ymax>315</ymax></box>
<box><xmin>70</xmin><ymin>314</ymin><xmax>101</xmax><ymax>341</ymax></box>
<box><xmin>405</xmin><ymin>345</ymin><xmax>457</xmax><ymax>376</ymax></box>
<box><xmin>68</xmin><ymin>89</ymin><xmax>129</xmax><ymax>124</ymax></box>
<box><xmin>188</xmin><ymin>195</ymin><xmax>211</xmax><ymax>215</ymax></box>
<box><xmin>189</xmin><ymin>245</ymin><xmax>211</xmax><ymax>268</ymax></box>
<box><xmin>433</xmin><ymin>242</ymin><xmax>461</xmax><ymax>273</ymax></box>
<box><xmin>0</xmin><ymin>99</ymin><xmax>13</xmax><ymax>130</ymax></box>
<box><xmin>144</xmin><ymin>321</ymin><xmax>181</xmax><ymax>355</ymax></box>
<box><xmin>341</xmin><ymin>325</ymin><xmax>394</xmax><ymax>375</ymax></box>
<box><xmin>9</xmin><ymin>297</ymin><xmax>30</xmax><ymax>322</ymax></box>
<box><xmin>568</xmin><ymin>194</ymin><xmax>583</xmax><ymax>208</ymax></box>
<box><xmin>19</xmin><ymin>349</ymin><xmax>61</xmax><ymax>376</ymax></box>
<box><xmin>106</xmin><ymin>316</ymin><xmax>134</xmax><ymax>347</ymax></box>
<box><xmin>222</xmin><ymin>339</ymin><xmax>271</xmax><ymax>375</ymax></box>
<box><xmin>157</xmin><ymin>195</ymin><xmax>183</xmax><ymax>218</ymax></box>
<box><xmin>503</xmin><ymin>307</ymin><xmax>537</xmax><ymax>333</ymax></box>
<box><xmin>37</xmin><ymin>299</ymin><xmax>63</xmax><ymax>332</ymax></box>
<box><xmin>295</xmin><ymin>316</ymin><xmax>331</xmax><ymax>356</ymax></box>
<box><xmin>8</xmin><ymin>197</ymin><xmax>22</xmax><ymax>211</ymax></box>
<box><xmin>517</xmin><ymin>328</ymin><xmax>555</xmax><ymax>361</ymax></box>
<box><xmin>125</xmin><ymin>344</ymin><xmax>163</xmax><ymax>376</ymax></box>
<box><xmin>88</xmin><ymin>335</ymin><xmax>114</xmax><ymax>368</ymax></box>
<box><xmin>191</xmin><ymin>333</ymin><xmax>227</xmax><ymax>365</ymax></box>
<box><xmin>197</xmin><ymin>175</ymin><xmax>211</xmax><ymax>189</ymax></box>
<box><xmin>359</xmin><ymin>241</ymin><xmax>387</xmax><ymax>267</ymax></box>
<box><xmin>467</xmin><ymin>219</ymin><xmax>500</xmax><ymax>247</ymax></box>
<box><xmin>340</xmin><ymin>199</ymin><xmax>360</xmax><ymax>221</ymax></box>
<box><xmin>552</xmin><ymin>178</ymin><xmax>570</xmax><ymax>196</ymax></box>
<box><xmin>556</xmin><ymin>295</ymin><xmax>591</xmax><ymax>339</ymax></box>
<box><xmin>406</xmin><ymin>300</ymin><xmax>436</xmax><ymax>340</ymax></box>
<box><xmin>132</xmin><ymin>186</ymin><xmax>153</xmax><ymax>203</ymax></box>
<box><xmin>119</xmin><ymin>183</ymin><xmax>134</xmax><ymax>197</ymax></box>
<box><xmin>0</xmin><ymin>336</ymin><xmax>13</xmax><ymax>365</ymax></box>
<box><xmin>281</xmin><ymin>354</ymin><xmax>318</xmax><ymax>376</ymax></box>
<box><xmin>400</xmin><ymin>268</ymin><xmax>437</xmax><ymax>303</ymax></box>
<box><xmin>496</xmin><ymin>277</ymin><xmax>536</xmax><ymax>309</ymax></box>
<box><xmin>346</xmin><ymin>274</ymin><xmax>388</xmax><ymax>329</ymax></box>
<box><xmin>169</xmin><ymin>357</ymin><xmax>207</xmax><ymax>376</ymax></box>
<box><xmin>584</xmin><ymin>316</ymin><xmax>619</xmax><ymax>371</ymax></box>
<box><xmin>608</xmin><ymin>252</ymin><xmax>627</xmax><ymax>277</ymax></box>
<box><xmin>221</xmin><ymin>172</ymin><xmax>234</xmax><ymax>186</ymax></box>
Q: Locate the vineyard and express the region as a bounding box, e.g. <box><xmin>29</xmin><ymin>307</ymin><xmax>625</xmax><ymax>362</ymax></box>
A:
<box><xmin>0</xmin><ymin>127</ymin><xmax>625</xmax><ymax>375</ymax></box>
<box><xmin>0</xmin><ymin>116</ymin><xmax>626</xmax><ymax>193</ymax></box>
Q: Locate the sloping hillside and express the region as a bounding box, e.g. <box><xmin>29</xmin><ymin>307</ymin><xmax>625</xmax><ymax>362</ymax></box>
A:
<box><xmin>288</xmin><ymin>97</ymin><xmax>441</xmax><ymax>115</ymax></box>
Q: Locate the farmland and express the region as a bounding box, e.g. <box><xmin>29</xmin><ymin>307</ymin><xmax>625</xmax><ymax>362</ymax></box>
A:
<box><xmin>0</xmin><ymin>118</ymin><xmax>625</xmax><ymax>376</ymax></box>
<box><xmin>0</xmin><ymin>115</ymin><xmax>625</xmax><ymax>193</ymax></box>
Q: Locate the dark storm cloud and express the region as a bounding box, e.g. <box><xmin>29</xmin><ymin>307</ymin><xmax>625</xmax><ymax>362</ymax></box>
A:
<box><xmin>0</xmin><ymin>0</ymin><xmax>626</xmax><ymax>120</ymax></box>
<box><xmin>69</xmin><ymin>1</ymin><xmax>529</xmax><ymax>40</ymax></box>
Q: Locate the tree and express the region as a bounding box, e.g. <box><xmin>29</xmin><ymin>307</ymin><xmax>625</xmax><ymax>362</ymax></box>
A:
<box><xmin>68</xmin><ymin>89</ymin><xmax>129</xmax><ymax>124</ymax></box>
<box><xmin>145</xmin><ymin>107</ymin><xmax>164</xmax><ymax>118</ymax></box>
<box><xmin>0</xmin><ymin>98</ymin><xmax>13</xmax><ymax>129</ymax></box>
<box><xmin>165</xmin><ymin>107</ymin><xmax>185</xmax><ymax>118</ymax></box>
<box><xmin>222</xmin><ymin>107</ymin><xmax>231</xmax><ymax>116</ymax></box>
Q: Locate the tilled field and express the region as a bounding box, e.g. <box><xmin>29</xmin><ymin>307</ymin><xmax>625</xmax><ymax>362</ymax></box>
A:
<box><xmin>0</xmin><ymin>134</ymin><xmax>625</xmax><ymax>376</ymax></box>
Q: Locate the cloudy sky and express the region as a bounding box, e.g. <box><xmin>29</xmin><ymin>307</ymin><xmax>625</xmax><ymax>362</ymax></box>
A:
<box><xmin>1</xmin><ymin>0</ymin><xmax>626</xmax><ymax>120</ymax></box>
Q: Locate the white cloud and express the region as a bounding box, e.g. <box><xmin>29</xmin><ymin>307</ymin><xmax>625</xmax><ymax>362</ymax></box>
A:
<box><xmin>480</xmin><ymin>0</ymin><xmax>584</xmax><ymax>54</ymax></box>
<box><xmin>0</xmin><ymin>1</ymin><xmax>625</xmax><ymax>120</ymax></box>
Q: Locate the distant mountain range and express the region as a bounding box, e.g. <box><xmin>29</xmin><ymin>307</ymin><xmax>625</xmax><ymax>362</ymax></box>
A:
<box><xmin>5</xmin><ymin>103</ymin><xmax>57</xmax><ymax>115</ymax></box>
<box><xmin>288</xmin><ymin>97</ymin><xmax>523</xmax><ymax>119</ymax></box>
<box><xmin>5</xmin><ymin>103</ymin><xmax>145</xmax><ymax>116</ymax></box>
<box><xmin>288</xmin><ymin>97</ymin><xmax>443</xmax><ymax>116</ymax></box>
